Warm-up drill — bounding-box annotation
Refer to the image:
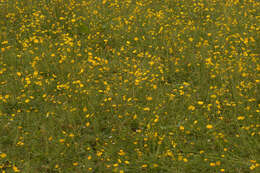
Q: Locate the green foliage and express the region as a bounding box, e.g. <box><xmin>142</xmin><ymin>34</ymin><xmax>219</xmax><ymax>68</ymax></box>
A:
<box><xmin>0</xmin><ymin>0</ymin><xmax>259</xmax><ymax>172</ymax></box>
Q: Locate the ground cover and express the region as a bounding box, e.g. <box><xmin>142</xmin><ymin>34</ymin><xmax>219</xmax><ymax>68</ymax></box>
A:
<box><xmin>0</xmin><ymin>0</ymin><xmax>259</xmax><ymax>172</ymax></box>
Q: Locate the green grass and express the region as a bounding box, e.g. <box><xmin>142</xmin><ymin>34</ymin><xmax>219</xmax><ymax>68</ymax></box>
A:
<box><xmin>0</xmin><ymin>0</ymin><xmax>259</xmax><ymax>172</ymax></box>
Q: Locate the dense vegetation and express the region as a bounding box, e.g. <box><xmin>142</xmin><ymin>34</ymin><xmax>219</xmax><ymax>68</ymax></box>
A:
<box><xmin>0</xmin><ymin>0</ymin><xmax>259</xmax><ymax>172</ymax></box>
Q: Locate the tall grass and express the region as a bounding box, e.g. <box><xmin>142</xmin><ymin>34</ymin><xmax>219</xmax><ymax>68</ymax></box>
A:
<box><xmin>0</xmin><ymin>0</ymin><xmax>259</xmax><ymax>172</ymax></box>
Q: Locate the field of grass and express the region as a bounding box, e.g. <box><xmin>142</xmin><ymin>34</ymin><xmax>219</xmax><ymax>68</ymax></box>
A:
<box><xmin>0</xmin><ymin>0</ymin><xmax>259</xmax><ymax>172</ymax></box>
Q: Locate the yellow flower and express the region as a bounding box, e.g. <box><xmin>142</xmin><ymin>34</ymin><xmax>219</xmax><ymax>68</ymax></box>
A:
<box><xmin>1</xmin><ymin>40</ymin><xmax>8</xmax><ymax>44</ymax></box>
<box><xmin>73</xmin><ymin>162</ymin><xmax>78</xmax><ymax>166</ymax></box>
<box><xmin>188</xmin><ymin>105</ymin><xmax>195</xmax><ymax>111</ymax></box>
<box><xmin>141</xmin><ymin>164</ymin><xmax>148</xmax><ymax>168</ymax></box>
<box><xmin>206</xmin><ymin>124</ymin><xmax>213</xmax><ymax>129</ymax></box>
<box><xmin>17</xmin><ymin>72</ymin><xmax>22</xmax><ymax>76</ymax></box>
<box><xmin>143</xmin><ymin>107</ymin><xmax>150</xmax><ymax>111</ymax></box>
<box><xmin>33</xmin><ymin>39</ymin><xmax>39</xmax><ymax>43</ymax></box>
<box><xmin>153</xmin><ymin>163</ymin><xmax>158</xmax><ymax>167</ymax></box>
<box><xmin>0</xmin><ymin>153</ymin><xmax>7</xmax><ymax>158</ymax></box>
<box><xmin>198</xmin><ymin>101</ymin><xmax>204</xmax><ymax>105</ymax></box>
<box><xmin>216</xmin><ymin>161</ymin><xmax>221</xmax><ymax>166</ymax></box>
<box><xmin>146</xmin><ymin>96</ymin><xmax>153</xmax><ymax>101</ymax></box>
<box><xmin>237</xmin><ymin>116</ymin><xmax>245</xmax><ymax>120</ymax></box>
<box><xmin>250</xmin><ymin>164</ymin><xmax>256</xmax><ymax>170</ymax></box>
<box><xmin>13</xmin><ymin>166</ymin><xmax>20</xmax><ymax>172</ymax></box>
<box><xmin>96</xmin><ymin>151</ymin><xmax>102</xmax><ymax>157</ymax></box>
<box><xmin>210</xmin><ymin>94</ymin><xmax>217</xmax><ymax>98</ymax></box>
<box><xmin>210</xmin><ymin>162</ymin><xmax>216</xmax><ymax>166</ymax></box>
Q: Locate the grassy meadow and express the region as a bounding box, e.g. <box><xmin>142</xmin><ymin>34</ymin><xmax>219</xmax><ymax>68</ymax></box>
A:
<box><xmin>0</xmin><ymin>0</ymin><xmax>259</xmax><ymax>172</ymax></box>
